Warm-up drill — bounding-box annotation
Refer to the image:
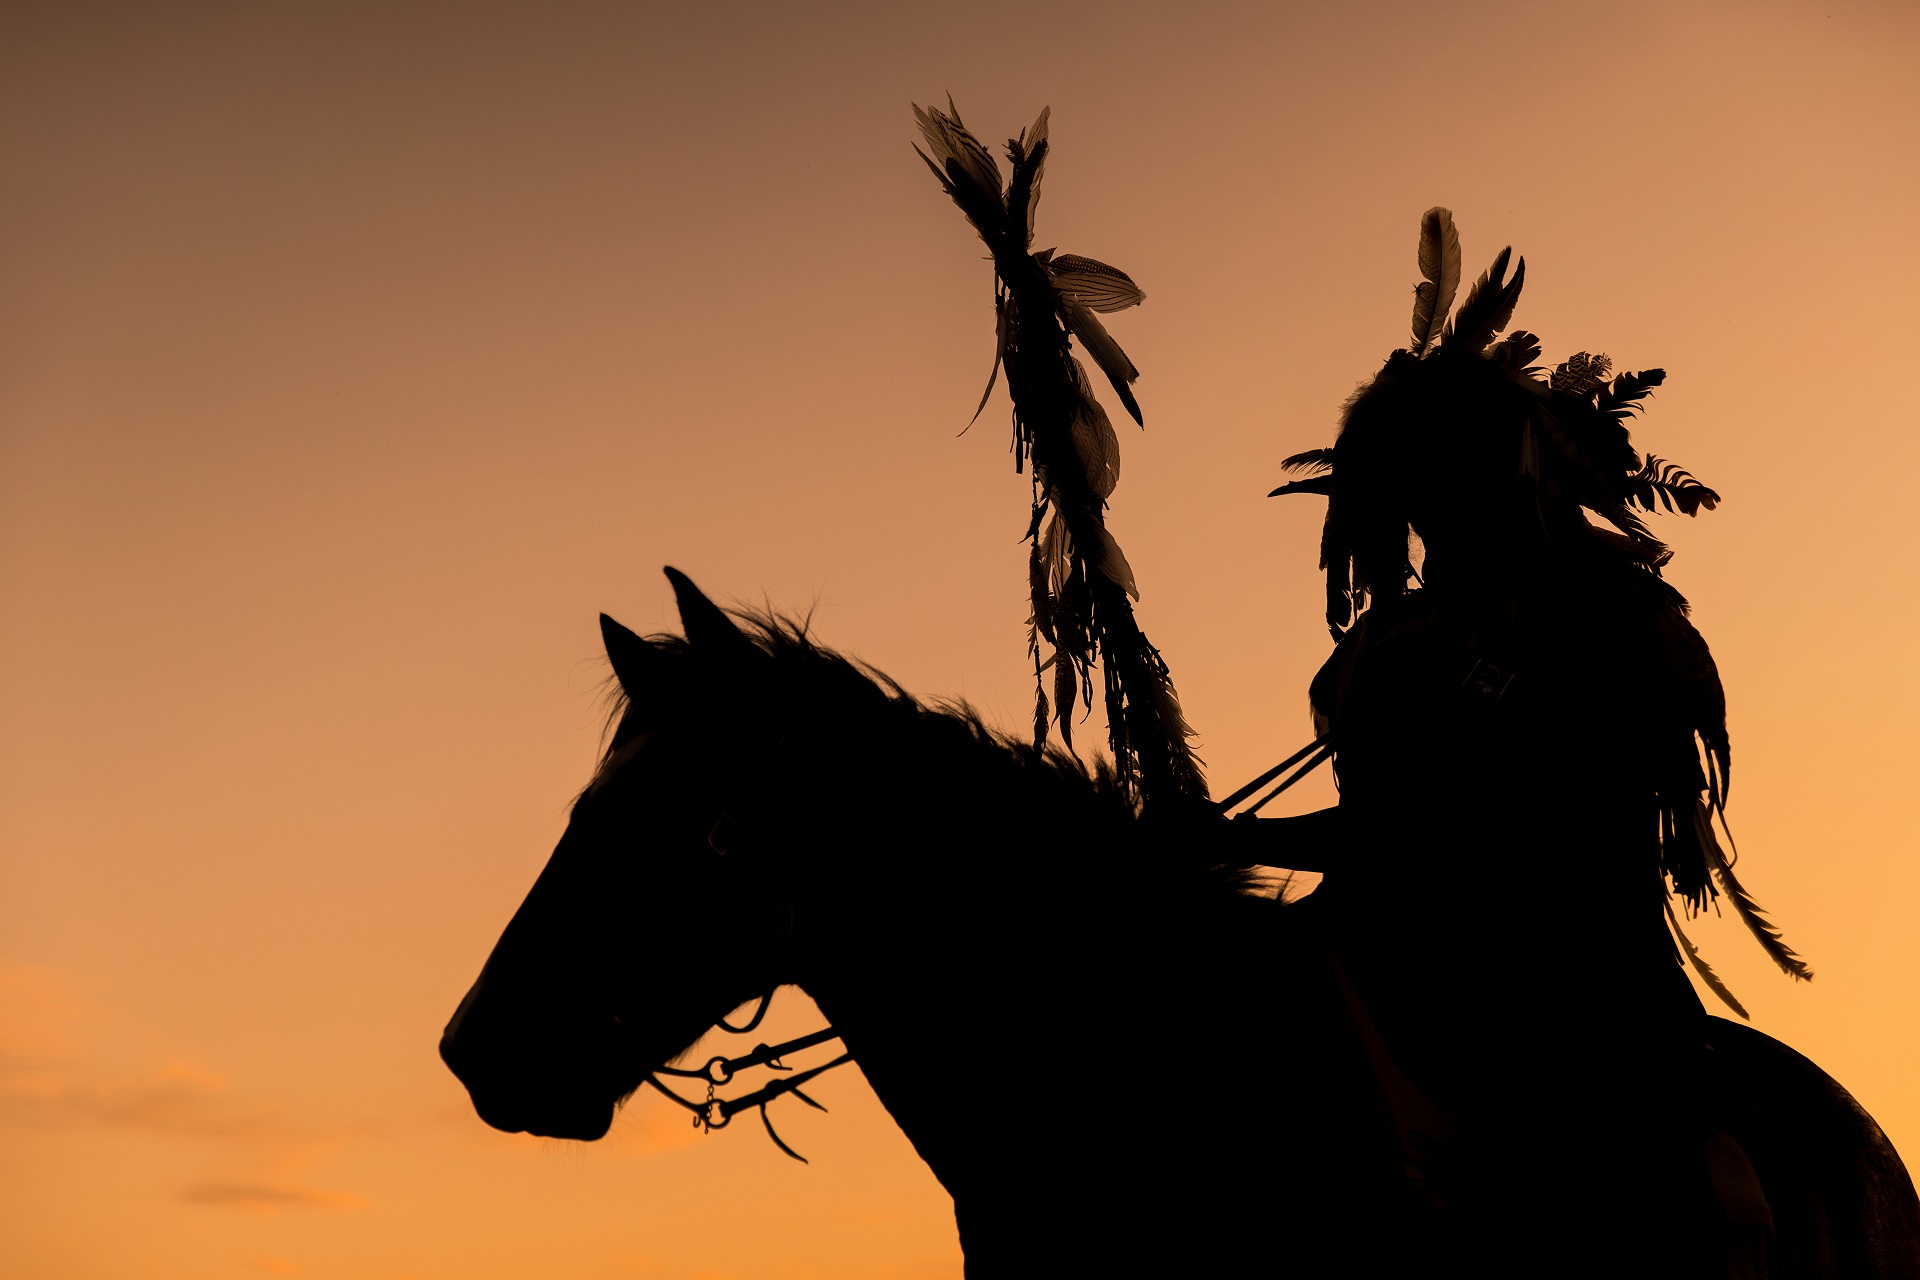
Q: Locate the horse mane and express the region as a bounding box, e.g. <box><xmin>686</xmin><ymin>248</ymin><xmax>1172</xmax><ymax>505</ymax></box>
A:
<box><xmin>593</xmin><ymin>606</ymin><xmax>1260</xmax><ymax>902</ymax></box>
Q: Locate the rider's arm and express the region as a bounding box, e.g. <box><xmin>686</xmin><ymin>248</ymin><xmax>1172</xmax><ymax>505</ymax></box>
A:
<box><xmin>1223</xmin><ymin>805</ymin><xmax>1344</xmax><ymax>872</ymax></box>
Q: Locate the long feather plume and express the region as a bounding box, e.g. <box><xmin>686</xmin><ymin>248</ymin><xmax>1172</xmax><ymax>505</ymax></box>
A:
<box><xmin>916</xmin><ymin>102</ymin><xmax>1202</xmax><ymax>806</ymax></box>
<box><xmin>1696</xmin><ymin>800</ymin><xmax>1814</xmax><ymax>981</ymax></box>
<box><xmin>1409</xmin><ymin>207</ymin><xmax>1460</xmax><ymax>357</ymax></box>
<box><xmin>1666</xmin><ymin>901</ymin><xmax>1749</xmax><ymax>1018</ymax></box>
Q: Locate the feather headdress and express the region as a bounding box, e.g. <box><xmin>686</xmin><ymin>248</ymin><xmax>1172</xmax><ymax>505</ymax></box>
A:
<box><xmin>916</xmin><ymin>101</ymin><xmax>1204</xmax><ymax>808</ymax></box>
<box><xmin>1272</xmin><ymin>207</ymin><xmax>1804</xmax><ymax>1009</ymax></box>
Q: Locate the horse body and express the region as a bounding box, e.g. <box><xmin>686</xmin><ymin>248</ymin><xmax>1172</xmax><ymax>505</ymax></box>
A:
<box><xmin>440</xmin><ymin>571</ymin><xmax>1919</xmax><ymax>1278</ymax></box>
<box><xmin>801</xmin><ymin>839</ymin><xmax>1413</xmax><ymax>1274</ymax></box>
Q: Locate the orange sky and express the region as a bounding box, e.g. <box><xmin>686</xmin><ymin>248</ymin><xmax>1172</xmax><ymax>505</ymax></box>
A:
<box><xmin>4</xmin><ymin>2</ymin><xmax>1919</xmax><ymax>1276</ymax></box>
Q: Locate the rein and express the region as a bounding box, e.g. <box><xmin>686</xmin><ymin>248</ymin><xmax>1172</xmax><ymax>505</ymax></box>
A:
<box><xmin>641</xmin><ymin>992</ymin><xmax>851</xmax><ymax>1163</ymax></box>
<box><xmin>1217</xmin><ymin>735</ymin><xmax>1332</xmax><ymax>816</ymax></box>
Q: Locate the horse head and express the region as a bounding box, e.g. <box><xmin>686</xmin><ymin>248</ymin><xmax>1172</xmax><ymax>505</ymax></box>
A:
<box><xmin>439</xmin><ymin>568</ymin><xmax>824</xmax><ymax>1141</ymax></box>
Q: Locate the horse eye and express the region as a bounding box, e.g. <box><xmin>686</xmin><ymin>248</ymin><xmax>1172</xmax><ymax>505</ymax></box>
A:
<box><xmin>707</xmin><ymin>814</ymin><xmax>737</xmax><ymax>856</ymax></box>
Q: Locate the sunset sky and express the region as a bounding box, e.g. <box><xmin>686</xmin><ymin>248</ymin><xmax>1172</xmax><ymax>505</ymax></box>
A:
<box><xmin>5</xmin><ymin>2</ymin><xmax>1919</xmax><ymax>1276</ymax></box>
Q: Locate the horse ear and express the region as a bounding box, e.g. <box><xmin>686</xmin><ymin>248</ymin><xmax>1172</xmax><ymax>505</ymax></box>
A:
<box><xmin>663</xmin><ymin>566</ymin><xmax>752</xmax><ymax>653</ymax></box>
<box><xmin>599</xmin><ymin>613</ymin><xmax>658</xmax><ymax>698</ymax></box>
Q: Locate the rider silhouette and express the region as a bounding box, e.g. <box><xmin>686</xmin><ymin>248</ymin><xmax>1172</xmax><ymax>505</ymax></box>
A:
<box><xmin>1246</xmin><ymin>210</ymin><xmax>1804</xmax><ymax>1274</ymax></box>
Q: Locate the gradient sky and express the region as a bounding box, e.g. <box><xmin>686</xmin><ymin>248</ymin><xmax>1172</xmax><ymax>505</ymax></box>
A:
<box><xmin>5</xmin><ymin>2</ymin><xmax>1919</xmax><ymax>1276</ymax></box>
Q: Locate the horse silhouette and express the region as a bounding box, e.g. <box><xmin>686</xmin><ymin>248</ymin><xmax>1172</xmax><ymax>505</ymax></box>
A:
<box><xmin>441</xmin><ymin>569</ymin><xmax>1920</xmax><ymax>1278</ymax></box>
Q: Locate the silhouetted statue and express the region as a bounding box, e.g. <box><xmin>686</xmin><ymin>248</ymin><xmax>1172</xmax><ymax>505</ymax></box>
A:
<box><xmin>1255</xmin><ymin>209</ymin><xmax>1874</xmax><ymax>1273</ymax></box>
<box><xmin>442</xmin><ymin>570</ymin><xmax>1919</xmax><ymax>1279</ymax></box>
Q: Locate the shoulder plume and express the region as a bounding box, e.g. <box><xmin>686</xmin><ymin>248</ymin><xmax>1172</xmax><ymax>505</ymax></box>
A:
<box><xmin>1409</xmin><ymin>207</ymin><xmax>1461</xmax><ymax>358</ymax></box>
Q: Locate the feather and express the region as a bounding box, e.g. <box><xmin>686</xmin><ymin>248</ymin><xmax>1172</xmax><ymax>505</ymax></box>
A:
<box><xmin>1067</xmin><ymin>358</ymin><xmax>1121</xmax><ymax>499</ymax></box>
<box><xmin>1597</xmin><ymin>501</ymin><xmax>1673</xmax><ymax>566</ymax></box>
<box><xmin>1489</xmin><ymin>329</ymin><xmax>1541</xmax><ymax>376</ymax></box>
<box><xmin>1582</xmin><ymin>520</ymin><xmax>1668</xmax><ymax>566</ymax></box>
<box><xmin>1041</xmin><ymin>511</ymin><xmax>1071</xmax><ymax>598</ymax></box>
<box><xmin>1666</xmin><ymin>901</ymin><xmax>1749</xmax><ymax>1019</ymax></box>
<box><xmin>1598</xmin><ymin>368</ymin><xmax>1666</xmax><ymax>425</ymax></box>
<box><xmin>912</xmin><ymin>100</ymin><xmax>1002</xmax><ymax>205</ymax></box>
<box><xmin>1696</xmin><ymin>800</ymin><xmax>1814</xmax><ymax>981</ymax></box>
<box><xmin>1005</xmin><ymin>135</ymin><xmax>1048</xmax><ymax>251</ymax></box>
<box><xmin>1027</xmin><ymin>511</ymin><xmax>1055</xmax><ymax>646</ymax></box>
<box><xmin>1269</xmin><ymin>474</ymin><xmax>1335</xmax><ymax>498</ymax></box>
<box><xmin>1281</xmin><ymin>448</ymin><xmax>1334</xmax><ymax>475</ymax></box>
<box><xmin>1023</xmin><ymin>104</ymin><xmax>1050</xmax><ymax>153</ymax></box>
<box><xmin>1094</xmin><ymin>524</ymin><xmax>1139</xmax><ymax>599</ymax></box>
<box><xmin>1006</xmin><ymin>107</ymin><xmax>1050</xmax><ymax>249</ymax></box>
<box><xmin>1550</xmin><ymin>352</ymin><xmax>1612</xmax><ymax>398</ymax></box>
<box><xmin>1409</xmin><ymin>207</ymin><xmax>1460</xmax><ymax>358</ymax></box>
<box><xmin>1484</xmin><ymin>256</ymin><xmax>1524</xmax><ymax>337</ymax></box>
<box><xmin>1053</xmin><ymin>641</ymin><xmax>1078</xmax><ymax>748</ymax></box>
<box><xmin>1059</xmin><ymin>294</ymin><xmax>1144</xmax><ymax>426</ymax></box>
<box><xmin>914</xmin><ymin>143</ymin><xmax>1008</xmax><ymax>247</ymax></box>
<box><xmin>1046</xmin><ymin>254</ymin><xmax>1145</xmax><ymax>313</ymax></box>
<box><xmin>1444</xmin><ymin>247</ymin><xmax>1525</xmax><ymax>354</ymax></box>
<box><xmin>913</xmin><ymin>103</ymin><xmax>1009</xmax><ymax>249</ymax></box>
<box><xmin>966</xmin><ymin>293</ymin><xmax>1008</xmax><ymax>429</ymax></box>
<box><xmin>1625</xmin><ymin>454</ymin><xmax>1721</xmax><ymax>516</ymax></box>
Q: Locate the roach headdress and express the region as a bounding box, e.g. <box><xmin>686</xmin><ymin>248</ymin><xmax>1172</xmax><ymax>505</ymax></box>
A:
<box><xmin>1273</xmin><ymin>208</ymin><xmax>1809</xmax><ymax>1007</ymax></box>
<box><xmin>1273</xmin><ymin>207</ymin><xmax>1720</xmax><ymax>637</ymax></box>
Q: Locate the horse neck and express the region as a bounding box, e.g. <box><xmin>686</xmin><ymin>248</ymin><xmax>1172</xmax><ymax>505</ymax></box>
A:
<box><xmin>784</xmin><ymin>726</ymin><xmax>1351</xmax><ymax>1262</ymax></box>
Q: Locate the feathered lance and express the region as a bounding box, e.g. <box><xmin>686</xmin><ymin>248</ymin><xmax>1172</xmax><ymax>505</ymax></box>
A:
<box><xmin>914</xmin><ymin>101</ymin><xmax>1205</xmax><ymax>808</ymax></box>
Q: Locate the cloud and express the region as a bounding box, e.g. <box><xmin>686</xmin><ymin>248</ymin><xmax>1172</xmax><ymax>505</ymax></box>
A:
<box><xmin>0</xmin><ymin>960</ymin><xmax>368</xmax><ymax>1213</ymax></box>
<box><xmin>1</xmin><ymin>1051</ymin><xmax>296</xmax><ymax>1142</ymax></box>
<box><xmin>182</xmin><ymin>1181</ymin><xmax>363</xmax><ymax>1215</ymax></box>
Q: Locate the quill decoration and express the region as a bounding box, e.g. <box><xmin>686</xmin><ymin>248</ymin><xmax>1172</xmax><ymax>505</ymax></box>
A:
<box><xmin>1409</xmin><ymin>206</ymin><xmax>1460</xmax><ymax>357</ymax></box>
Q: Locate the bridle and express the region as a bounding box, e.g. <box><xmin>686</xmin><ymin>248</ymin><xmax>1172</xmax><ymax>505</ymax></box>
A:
<box><xmin>635</xmin><ymin>736</ymin><xmax>1331</xmax><ymax>1162</ymax></box>
<box><xmin>635</xmin><ymin>804</ymin><xmax>853</xmax><ymax>1162</ymax></box>
<box><xmin>641</xmin><ymin>988</ymin><xmax>851</xmax><ymax>1162</ymax></box>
